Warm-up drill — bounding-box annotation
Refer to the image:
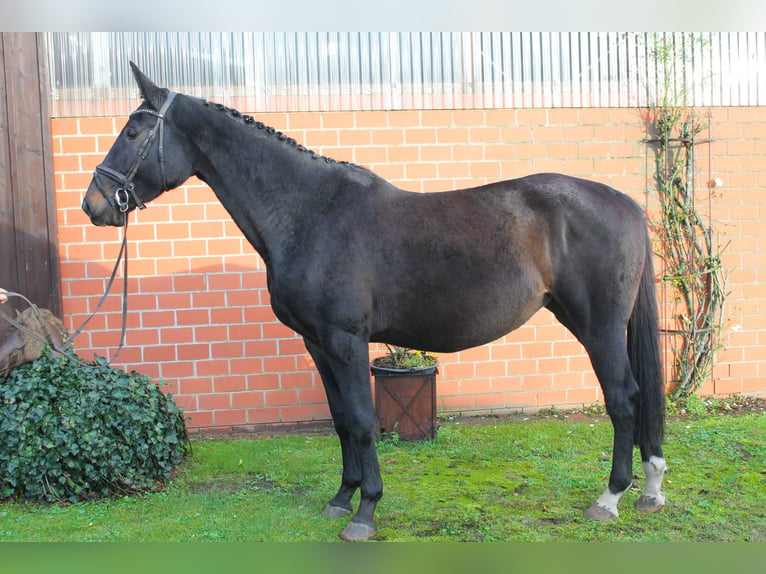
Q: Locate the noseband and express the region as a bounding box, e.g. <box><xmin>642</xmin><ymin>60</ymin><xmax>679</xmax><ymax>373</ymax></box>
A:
<box><xmin>93</xmin><ymin>91</ymin><xmax>177</xmax><ymax>213</ymax></box>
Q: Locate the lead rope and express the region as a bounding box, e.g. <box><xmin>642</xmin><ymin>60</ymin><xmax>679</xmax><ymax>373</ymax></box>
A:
<box><xmin>64</xmin><ymin>215</ymin><xmax>131</xmax><ymax>364</ymax></box>
<box><xmin>1</xmin><ymin>215</ymin><xmax>133</xmax><ymax>367</ymax></box>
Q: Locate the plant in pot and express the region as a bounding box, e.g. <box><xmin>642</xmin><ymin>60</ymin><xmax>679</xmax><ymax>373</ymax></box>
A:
<box><xmin>370</xmin><ymin>344</ymin><xmax>438</xmax><ymax>374</ymax></box>
<box><xmin>371</xmin><ymin>345</ymin><xmax>439</xmax><ymax>441</ymax></box>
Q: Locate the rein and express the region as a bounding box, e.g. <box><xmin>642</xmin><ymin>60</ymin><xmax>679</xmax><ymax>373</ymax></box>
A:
<box><xmin>63</xmin><ymin>216</ymin><xmax>131</xmax><ymax>363</ymax></box>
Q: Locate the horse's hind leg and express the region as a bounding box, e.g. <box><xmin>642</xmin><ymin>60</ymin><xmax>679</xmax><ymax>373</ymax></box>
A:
<box><xmin>581</xmin><ymin>328</ymin><xmax>640</xmax><ymax>520</ymax></box>
<box><xmin>637</xmin><ymin>443</ymin><xmax>667</xmax><ymax>513</ymax></box>
<box><xmin>548</xmin><ymin>298</ymin><xmax>640</xmax><ymax>518</ymax></box>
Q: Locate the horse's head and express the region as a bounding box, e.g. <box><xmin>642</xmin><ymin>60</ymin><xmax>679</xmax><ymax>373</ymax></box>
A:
<box><xmin>82</xmin><ymin>63</ymin><xmax>193</xmax><ymax>226</ymax></box>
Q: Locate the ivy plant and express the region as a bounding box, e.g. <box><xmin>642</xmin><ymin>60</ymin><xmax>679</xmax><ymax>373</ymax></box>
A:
<box><xmin>0</xmin><ymin>349</ymin><xmax>189</xmax><ymax>503</ymax></box>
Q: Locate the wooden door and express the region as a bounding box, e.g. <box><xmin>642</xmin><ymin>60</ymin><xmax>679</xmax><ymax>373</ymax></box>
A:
<box><xmin>0</xmin><ymin>33</ymin><xmax>61</xmax><ymax>319</ymax></box>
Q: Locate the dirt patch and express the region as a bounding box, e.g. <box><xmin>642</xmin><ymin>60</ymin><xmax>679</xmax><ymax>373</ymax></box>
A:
<box><xmin>704</xmin><ymin>395</ymin><xmax>765</xmax><ymax>415</ymax></box>
<box><xmin>441</xmin><ymin>409</ymin><xmax>608</xmax><ymax>427</ymax></box>
<box><xmin>186</xmin><ymin>472</ymin><xmax>308</xmax><ymax>496</ymax></box>
<box><xmin>186</xmin><ymin>472</ymin><xmax>275</xmax><ymax>495</ymax></box>
<box><xmin>190</xmin><ymin>420</ymin><xmax>337</xmax><ymax>441</ymax></box>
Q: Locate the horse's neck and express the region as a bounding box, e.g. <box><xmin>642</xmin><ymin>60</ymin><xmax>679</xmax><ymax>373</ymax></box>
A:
<box><xmin>176</xmin><ymin>98</ymin><xmax>333</xmax><ymax>265</ymax></box>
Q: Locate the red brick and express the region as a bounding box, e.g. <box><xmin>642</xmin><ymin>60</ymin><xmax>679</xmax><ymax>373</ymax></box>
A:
<box><xmin>178</xmin><ymin>377</ymin><xmax>213</xmax><ymax>395</ymax></box>
<box><xmin>262</xmin><ymin>322</ymin><xmax>297</xmax><ymax>339</ymax></box>
<box><xmin>441</xmin><ymin>395</ymin><xmax>476</xmax><ymax>411</ymax></box>
<box><xmin>211</xmin><ymin>341</ymin><xmax>244</xmax><ymax>359</ymax></box>
<box><xmin>247</xmin><ymin>373</ymin><xmax>281</xmax><ymax>391</ymax></box>
<box><xmin>278</xmin><ymin>371</ymin><xmax>313</xmax><ymax>389</ymax></box>
<box><xmin>213</xmin><ymin>409</ymin><xmax>248</xmax><ymax>427</ymax></box>
<box><xmin>372</xmin><ymin>129</ymin><xmax>404</xmax><ymax>145</ymax></box>
<box><xmin>536</xmin><ymin>390</ymin><xmax>568</xmax><ymax>406</ymax></box>
<box><xmin>76</xmin><ymin>117</ymin><xmax>116</xmax><ymax>135</ymax></box>
<box><xmin>388</xmin><ymin>111</ymin><xmax>420</xmax><ymax>127</ymax></box>
<box><xmin>175</xmin><ymin>309</ymin><xmax>210</xmax><ymax>326</ymax></box>
<box><xmin>197</xmin><ymin>360</ymin><xmax>230</xmax><ymax>377</ymax></box>
<box><xmin>448</xmin><ymin>109</ymin><xmax>483</xmax><ymax>126</ymax></box>
<box><xmin>141</xmin><ymin>310</ymin><xmax>176</xmax><ymax>328</ymax></box>
<box><xmin>339</xmin><ymin>130</ymin><xmax>372</xmax><ymax>146</ymax></box>
<box><xmin>287</xmin><ymin>113</ymin><xmax>322</xmax><ymax>130</ymax></box>
<box><xmin>231</xmin><ymin>391</ymin><xmax>265</xmax><ymax>408</ymax></box>
<box><xmin>230</xmin><ymin>357</ymin><xmax>264</xmax><ymax>376</ymax></box>
<box><xmin>322</xmin><ymin>112</ymin><xmax>355</xmax><ymax>129</ymax></box>
<box><xmin>440</xmin><ymin>362</ymin><xmax>475</xmax><ymax>379</ymax></box>
<box><xmin>155</xmin><ymin>293</ymin><xmax>192</xmax><ymax>310</ymax></box>
<box><xmin>198</xmin><ymin>393</ymin><xmax>232</xmax><ymax>411</ymax></box>
<box><xmin>298</xmin><ymin>387</ymin><xmax>327</xmax><ymax>404</ymax></box>
<box><xmin>278</xmin><ymin>406</ymin><xmax>316</xmax><ymax>422</ymax></box>
<box><xmin>503</xmin><ymin>392</ymin><xmax>538</xmax><ymax>408</ymax></box>
<box><xmin>490</xmin><ymin>377</ymin><xmax>523</xmax><ymax>393</ymax></box>
<box><xmin>405</xmin><ymin>128</ymin><xmax>437</xmax><ymax>145</ymax></box>
<box><xmin>263</xmin><ymin>355</ymin><xmax>298</xmax><ymax>374</ymax></box>
<box><xmin>714</xmin><ymin>379</ymin><xmax>744</xmax><ymax>395</ymax></box>
<box><xmin>188</xmin><ymin>411</ymin><xmax>214</xmax><ymax>429</ymax></box>
<box><xmin>566</xmin><ymin>388</ymin><xmax>600</xmax><ymax>405</ymax></box>
<box><xmin>264</xmin><ymin>389</ymin><xmax>298</xmax><ymax>407</ymax></box>
<box><xmin>247</xmin><ymin>407</ymin><xmax>281</xmax><ymax>424</ymax></box>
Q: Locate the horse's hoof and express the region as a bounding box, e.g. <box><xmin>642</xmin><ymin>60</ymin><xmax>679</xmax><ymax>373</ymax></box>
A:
<box><xmin>339</xmin><ymin>520</ymin><xmax>377</xmax><ymax>542</ymax></box>
<box><xmin>585</xmin><ymin>503</ymin><xmax>618</xmax><ymax>521</ymax></box>
<box><xmin>635</xmin><ymin>494</ymin><xmax>665</xmax><ymax>513</ymax></box>
<box><xmin>321</xmin><ymin>503</ymin><xmax>352</xmax><ymax>518</ymax></box>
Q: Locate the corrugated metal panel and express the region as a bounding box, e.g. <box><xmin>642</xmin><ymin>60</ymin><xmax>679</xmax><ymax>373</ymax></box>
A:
<box><xmin>46</xmin><ymin>32</ymin><xmax>766</xmax><ymax>117</ymax></box>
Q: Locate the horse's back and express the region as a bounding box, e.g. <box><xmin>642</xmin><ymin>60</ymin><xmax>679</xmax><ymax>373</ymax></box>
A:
<box><xmin>499</xmin><ymin>173</ymin><xmax>645</xmax><ymax>223</ymax></box>
<box><xmin>376</xmin><ymin>172</ymin><xmax>648</xmax><ymax>267</ymax></box>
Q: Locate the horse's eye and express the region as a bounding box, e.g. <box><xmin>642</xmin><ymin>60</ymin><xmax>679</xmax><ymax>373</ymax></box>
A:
<box><xmin>125</xmin><ymin>128</ymin><xmax>138</xmax><ymax>140</ymax></box>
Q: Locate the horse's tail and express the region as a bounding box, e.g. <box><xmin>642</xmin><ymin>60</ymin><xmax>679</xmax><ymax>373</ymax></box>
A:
<box><xmin>627</xmin><ymin>233</ymin><xmax>665</xmax><ymax>448</ymax></box>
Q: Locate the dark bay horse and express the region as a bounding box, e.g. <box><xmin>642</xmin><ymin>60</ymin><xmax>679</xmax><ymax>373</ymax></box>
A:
<box><xmin>82</xmin><ymin>63</ymin><xmax>667</xmax><ymax>541</ymax></box>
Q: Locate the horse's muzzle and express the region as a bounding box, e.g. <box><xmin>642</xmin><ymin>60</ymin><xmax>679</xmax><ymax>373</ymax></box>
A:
<box><xmin>81</xmin><ymin>197</ymin><xmax>104</xmax><ymax>226</ymax></box>
<box><xmin>82</xmin><ymin>182</ymin><xmax>125</xmax><ymax>227</ymax></box>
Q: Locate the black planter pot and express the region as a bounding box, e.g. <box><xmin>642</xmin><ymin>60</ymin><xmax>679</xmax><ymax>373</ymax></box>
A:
<box><xmin>371</xmin><ymin>363</ymin><xmax>438</xmax><ymax>441</ymax></box>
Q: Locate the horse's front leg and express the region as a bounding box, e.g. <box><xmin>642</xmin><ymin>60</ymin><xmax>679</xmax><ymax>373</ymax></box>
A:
<box><xmin>320</xmin><ymin>429</ymin><xmax>359</xmax><ymax>518</ymax></box>
<box><xmin>337</xmin><ymin>408</ymin><xmax>382</xmax><ymax>542</ymax></box>
<box><xmin>305</xmin><ymin>335</ymin><xmax>382</xmax><ymax>541</ymax></box>
<box><xmin>305</xmin><ymin>339</ymin><xmax>359</xmax><ymax>517</ymax></box>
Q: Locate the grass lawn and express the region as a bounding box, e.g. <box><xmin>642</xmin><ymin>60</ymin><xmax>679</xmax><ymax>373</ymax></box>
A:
<box><xmin>0</xmin><ymin>407</ymin><xmax>763</xmax><ymax>542</ymax></box>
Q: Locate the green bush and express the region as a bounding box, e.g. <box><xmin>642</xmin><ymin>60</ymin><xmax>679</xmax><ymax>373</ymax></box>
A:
<box><xmin>0</xmin><ymin>349</ymin><xmax>189</xmax><ymax>503</ymax></box>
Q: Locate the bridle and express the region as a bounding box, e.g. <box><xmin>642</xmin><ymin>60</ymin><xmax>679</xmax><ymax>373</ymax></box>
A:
<box><xmin>92</xmin><ymin>91</ymin><xmax>177</xmax><ymax>213</ymax></box>
<box><xmin>69</xmin><ymin>91</ymin><xmax>177</xmax><ymax>363</ymax></box>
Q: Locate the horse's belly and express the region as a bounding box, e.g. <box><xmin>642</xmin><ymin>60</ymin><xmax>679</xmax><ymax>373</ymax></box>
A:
<box><xmin>374</xmin><ymin>286</ymin><xmax>546</xmax><ymax>353</ymax></box>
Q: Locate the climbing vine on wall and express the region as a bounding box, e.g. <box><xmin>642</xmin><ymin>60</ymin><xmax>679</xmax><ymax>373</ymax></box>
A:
<box><xmin>644</xmin><ymin>34</ymin><xmax>727</xmax><ymax>400</ymax></box>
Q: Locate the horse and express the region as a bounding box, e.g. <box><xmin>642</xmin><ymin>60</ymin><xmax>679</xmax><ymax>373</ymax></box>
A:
<box><xmin>82</xmin><ymin>63</ymin><xmax>667</xmax><ymax>541</ymax></box>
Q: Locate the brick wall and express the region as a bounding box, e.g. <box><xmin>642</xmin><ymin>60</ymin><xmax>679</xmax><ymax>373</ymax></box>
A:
<box><xmin>51</xmin><ymin>106</ymin><xmax>766</xmax><ymax>431</ymax></box>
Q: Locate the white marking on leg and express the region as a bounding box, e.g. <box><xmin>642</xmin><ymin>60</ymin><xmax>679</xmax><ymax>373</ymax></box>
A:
<box><xmin>593</xmin><ymin>484</ymin><xmax>630</xmax><ymax>518</ymax></box>
<box><xmin>641</xmin><ymin>455</ymin><xmax>667</xmax><ymax>507</ymax></box>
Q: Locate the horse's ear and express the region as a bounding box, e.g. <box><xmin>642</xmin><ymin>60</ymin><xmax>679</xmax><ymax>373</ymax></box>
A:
<box><xmin>130</xmin><ymin>61</ymin><xmax>166</xmax><ymax>110</ymax></box>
